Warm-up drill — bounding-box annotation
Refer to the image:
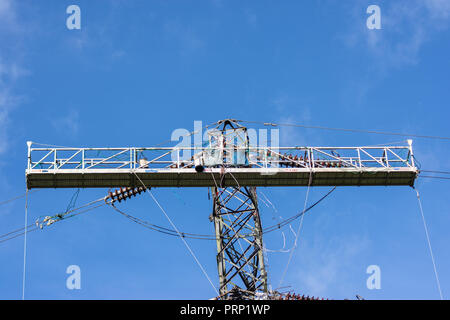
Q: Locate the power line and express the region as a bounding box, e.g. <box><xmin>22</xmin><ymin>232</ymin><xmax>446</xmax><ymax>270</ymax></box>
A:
<box><xmin>0</xmin><ymin>199</ymin><xmax>106</xmax><ymax>246</ymax></box>
<box><xmin>238</xmin><ymin>120</ymin><xmax>450</xmax><ymax>141</ymax></box>
<box><xmin>0</xmin><ymin>190</ymin><xmax>38</xmax><ymax>207</ymax></box>
<box><xmin>108</xmin><ymin>203</ymin><xmax>217</xmax><ymax>240</ymax></box>
<box><xmin>420</xmin><ymin>170</ymin><xmax>450</xmax><ymax>175</ymax></box>
<box><xmin>418</xmin><ymin>175</ymin><xmax>450</xmax><ymax>181</ymax></box>
<box><xmin>263</xmin><ymin>187</ymin><xmax>336</xmax><ymax>234</ymax></box>
<box><xmin>0</xmin><ymin>227</ymin><xmax>39</xmax><ymax>245</ymax></box>
<box><xmin>0</xmin><ymin>184</ymin><xmax>336</xmax><ymax>246</ymax></box>
<box><xmin>106</xmin><ymin>186</ymin><xmax>337</xmax><ymax>240</ymax></box>
<box><xmin>0</xmin><ymin>223</ymin><xmax>36</xmax><ymax>240</ymax></box>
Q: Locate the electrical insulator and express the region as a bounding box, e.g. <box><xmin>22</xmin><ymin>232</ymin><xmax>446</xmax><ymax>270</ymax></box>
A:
<box><xmin>108</xmin><ymin>186</ymin><xmax>149</xmax><ymax>203</ymax></box>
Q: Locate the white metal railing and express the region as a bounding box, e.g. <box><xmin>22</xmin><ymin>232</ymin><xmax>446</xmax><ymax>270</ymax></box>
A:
<box><xmin>27</xmin><ymin>141</ymin><xmax>416</xmax><ymax>171</ymax></box>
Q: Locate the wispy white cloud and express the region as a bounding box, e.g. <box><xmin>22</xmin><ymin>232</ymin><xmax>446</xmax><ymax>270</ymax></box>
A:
<box><xmin>211</xmin><ymin>0</ymin><xmax>224</xmax><ymax>9</ymax></box>
<box><xmin>163</xmin><ymin>20</ymin><xmax>206</xmax><ymax>55</ymax></box>
<box><xmin>292</xmin><ymin>234</ymin><xmax>369</xmax><ymax>297</ymax></box>
<box><xmin>0</xmin><ymin>88</ymin><xmax>22</xmax><ymax>153</ymax></box>
<box><xmin>245</xmin><ymin>9</ymin><xmax>258</xmax><ymax>29</ymax></box>
<box><xmin>266</xmin><ymin>94</ymin><xmax>321</xmax><ymax>147</ymax></box>
<box><xmin>0</xmin><ymin>0</ymin><xmax>28</xmax><ymax>154</ymax></box>
<box><xmin>0</xmin><ymin>0</ymin><xmax>29</xmax><ymax>209</ymax></box>
<box><xmin>0</xmin><ymin>0</ymin><xmax>15</xmax><ymax>25</ymax></box>
<box><xmin>51</xmin><ymin>109</ymin><xmax>80</xmax><ymax>136</ymax></box>
<box><xmin>342</xmin><ymin>0</ymin><xmax>450</xmax><ymax>68</ymax></box>
<box><xmin>424</xmin><ymin>0</ymin><xmax>450</xmax><ymax>20</ymax></box>
<box><xmin>335</xmin><ymin>1</ymin><xmax>450</xmax><ymax>110</ymax></box>
<box><xmin>66</xmin><ymin>30</ymin><xmax>90</xmax><ymax>51</ymax></box>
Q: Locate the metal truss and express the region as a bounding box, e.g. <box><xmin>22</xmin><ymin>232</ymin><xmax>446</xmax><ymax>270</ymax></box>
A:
<box><xmin>26</xmin><ymin>142</ymin><xmax>418</xmax><ymax>188</ymax></box>
<box><xmin>212</xmin><ymin>186</ymin><xmax>267</xmax><ymax>298</ymax></box>
<box><xmin>27</xmin><ymin>144</ymin><xmax>416</xmax><ymax>171</ymax></box>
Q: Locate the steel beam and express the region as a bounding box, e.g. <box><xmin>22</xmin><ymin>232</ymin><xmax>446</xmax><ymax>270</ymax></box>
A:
<box><xmin>26</xmin><ymin>167</ymin><xmax>418</xmax><ymax>189</ymax></box>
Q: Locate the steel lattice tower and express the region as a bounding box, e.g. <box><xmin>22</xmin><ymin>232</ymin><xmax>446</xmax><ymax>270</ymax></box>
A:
<box><xmin>212</xmin><ymin>186</ymin><xmax>267</xmax><ymax>297</ymax></box>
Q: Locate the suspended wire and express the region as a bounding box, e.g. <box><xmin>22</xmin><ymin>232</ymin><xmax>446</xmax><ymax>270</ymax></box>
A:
<box><xmin>0</xmin><ymin>227</ymin><xmax>39</xmax><ymax>245</ymax></box>
<box><xmin>132</xmin><ymin>171</ymin><xmax>219</xmax><ymax>296</ymax></box>
<box><xmin>56</xmin><ymin>202</ymin><xmax>105</xmax><ymax>221</ymax></box>
<box><xmin>151</xmin><ymin>121</ymin><xmax>219</xmax><ymax>148</ymax></box>
<box><xmin>28</xmin><ymin>142</ymin><xmax>75</xmax><ymax>148</ymax></box>
<box><xmin>420</xmin><ymin>170</ymin><xmax>450</xmax><ymax>175</ymax></box>
<box><xmin>359</xmin><ymin>140</ymin><xmax>408</xmax><ymax>147</ymax></box>
<box><xmin>0</xmin><ymin>198</ymin><xmax>106</xmax><ymax>246</ymax></box>
<box><xmin>0</xmin><ymin>190</ymin><xmax>38</xmax><ymax>207</ymax></box>
<box><xmin>259</xmin><ymin>190</ymin><xmax>296</xmax><ymax>253</ymax></box>
<box><xmin>107</xmin><ymin>186</ymin><xmax>336</xmax><ymax>241</ymax></box>
<box><xmin>108</xmin><ymin>203</ymin><xmax>217</xmax><ymax>240</ymax></box>
<box><xmin>413</xmin><ymin>187</ymin><xmax>443</xmax><ymax>300</ymax></box>
<box><xmin>278</xmin><ymin>171</ymin><xmax>313</xmax><ymax>289</ymax></box>
<box><xmin>263</xmin><ymin>187</ymin><xmax>336</xmax><ymax>234</ymax></box>
<box><xmin>30</xmin><ymin>121</ymin><xmax>219</xmax><ymax>152</ymax></box>
<box><xmin>418</xmin><ymin>175</ymin><xmax>450</xmax><ymax>181</ymax></box>
<box><xmin>0</xmin><ymin>222</ymin><xmax>37</xmax><ymax>239</ymax></box>
<box><xmin>22</xmin><ymin>189</ymin><xmax>29</xmax><ymax>300</ymax></box>
<box><xmin>0</xmin><ymin>203</ymin><xmax>105</xmax><ymax>245</ymax></box>
<box><xmin>0</xmin><ymin>183</ymin><xmax>334</xmax><ymax>245</ymax></box>
<box><xmin>418</xmin><ymin>168</ymin><xmax>450</xmax><ymax>180</ymax></box>
<box><xmin>65</xmin><ymin>189</ymin><xmax>80</xmax><ymax>214</ymax></box>
<box><xmin>238</xmin><ymin>120</ymin><xmax>450</xmax><ymax>141</ymax></box>
<box><xmin>412</xmin><ymin>155</ymin><xmax>422</xmax><ymax>170</ymax></box>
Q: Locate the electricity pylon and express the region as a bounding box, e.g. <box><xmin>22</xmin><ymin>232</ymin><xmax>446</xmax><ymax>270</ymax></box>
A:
<box><xmin>25</xmin><ymin>119</ymin><xmax>418</xmax><ymax>299</ymax></box>
<box><xmin>212</xmin><ymin>186</ymin><xmax>267</xmax><ymax>297</ymax></box>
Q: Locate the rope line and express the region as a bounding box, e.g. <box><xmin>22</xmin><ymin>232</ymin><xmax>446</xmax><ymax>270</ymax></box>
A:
<box><xmin>22</xmin><ymin>189</ymin><xmax>29</xmax><ymax>300</ymax></box>
<box><xmin>278</xmin><ymin>171</ymin><xmax>314</xmax><ymax>289</ymax></box>
<box><xmin>132</xmin><ymin>171</ymin><xmax>219</xmax><ymax>296</ymax></box>
<box><xmin>414</xmin><ymin>187</ymin><xmax>443</xmax><ymax>300</ymax></box>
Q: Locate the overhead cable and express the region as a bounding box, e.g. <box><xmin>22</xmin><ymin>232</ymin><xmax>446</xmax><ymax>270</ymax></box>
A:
<box><xmin>238</xmin><ymin>120</ymin><xmax>450</xmax><ymax>141</ymax></box>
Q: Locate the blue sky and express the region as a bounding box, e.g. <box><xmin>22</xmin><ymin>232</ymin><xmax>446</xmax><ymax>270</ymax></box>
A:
<box><xmin>0</xmin><ymin>0</ymin><xmax>449</xmax><ymax>299</ymax></box>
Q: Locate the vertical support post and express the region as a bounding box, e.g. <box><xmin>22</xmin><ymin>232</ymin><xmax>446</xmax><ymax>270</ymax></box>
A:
<box><xmin>212</xmin><ymin>187</ymin><xmax>227</xmax><ymax>293</ymax></box>
<box><xmin>26</xmin><ymin>141</ymin><xmax>32</xmax><ymax>170</ymax></box>
<box><xmin>407</xmin><ymin>139</ymin><xmax>415</xmax><ymax>167</ymax></box>
<box><xmin>212</xmin><ymin>186</ymin><xmax>268</xmax><ymax>299</ymax></box>
<box><xmin>130</xmin><ymin>148</ymin><xmax>133</xmax><ymax>169</ymax></box>
<box><xmin>357</xmin><ymin>148</ymin><xmax>361</xmax><ymax>168</ymax></box>
<box><xmin>384</xmin><ymin>148</ymin><xmax>389</xmax><ymax>167</ymax></box>
<box><xmin>53</xmin><ymin>149</ymin><xmax>57</xmax><ymax>169</ymax></box>
<box><xmin>82</xmin><ymin>149</ymin><xmax>85</xmax><ymax>169</ymax></box>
